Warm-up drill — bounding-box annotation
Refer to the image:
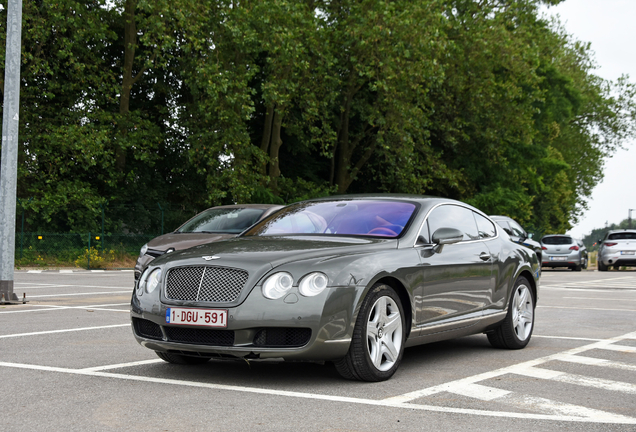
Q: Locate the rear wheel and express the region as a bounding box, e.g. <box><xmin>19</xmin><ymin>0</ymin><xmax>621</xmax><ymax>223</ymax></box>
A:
<box><xmin>488</xmin><ymin>276</ymin><xmax>534</xmax><ymax>349</ymax></box>
<box><xmin>335</xmin><ymin>283</ymin><xmax>405</xmax><ymax>382</ymax></box>
<box><xmin>598</xmin><ymin>260</ymin><xmax>608</xmax><ymax>271</ymax></box>
<box><xmin>155</xmin><ymin>351</ymin><xmax>211</xmax><ymax>365</ymax></box>
<box><xmin>572</xmin><ymin>264</ymin><xmax>582</xmax><ymax>271</ymax></box>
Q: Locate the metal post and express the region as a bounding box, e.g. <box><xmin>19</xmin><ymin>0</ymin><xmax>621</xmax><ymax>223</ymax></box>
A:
<box><xmin>0</xmin><ymin>0</ymin><xmax>23</xmax><ymax>303</ymax></box>
<box><xmin>100</xmin><ymin>203</ymin><xmax>105</xmax><ymax>253</ymax></box>
<box><xmin>157</xmin><ymin>203</ymin><xmax>164</xmax><ymax>235</ymax></box>
<box><xmin>629</xmin><ymin>209</ymin><xmax>635</xmax><ymax>229</ymax></box>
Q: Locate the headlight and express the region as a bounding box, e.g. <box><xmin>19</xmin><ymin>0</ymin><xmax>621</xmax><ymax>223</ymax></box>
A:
<box><xmin>262</xmin><ymin>272</ymin><xmax>294</xmax><ymax>299</ymax></box>
<box><xmin>140</xmin><ymin>243</ymin><xmax>148</xmax><ymax>256</ymax></box>
<box><xmin>298</xmin><ymin>272</ymin><xmax>328</xmax><ymax>297</ymax></box>
<box><xmin>136</xmin><ymin>268</ymin><xmax>150</xmax><ymax>295</ymax></box>
<box><xmin>145</xmin><ymin>268</ymin><xmax>162</xmax><ymax>294</ymax></box>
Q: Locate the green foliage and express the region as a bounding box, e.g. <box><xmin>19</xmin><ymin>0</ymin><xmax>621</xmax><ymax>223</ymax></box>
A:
<box><xmin>1</xmin><ymin>0</ymin><xmax>635</xmax><ymax>235</ymax></box>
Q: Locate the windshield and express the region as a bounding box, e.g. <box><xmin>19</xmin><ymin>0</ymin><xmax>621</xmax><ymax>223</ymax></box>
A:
<box><xmin>177</xmin><ymin>208</ymin><xmax>265</xmax><ymax>234</ymax></box>
<box><xmin>608</xmin><ymin>232</ymin><xmax>636</xmax><ymax>240</ymax></box>
<box><xmin>542</xmin><ymin>236</ymin><xmax>573</xmax><ymax>245</ymax></box>
<box><xmin>243</xmin><ymin>200</ymin><xmax>417</xmax><ymax>238</ymax></box>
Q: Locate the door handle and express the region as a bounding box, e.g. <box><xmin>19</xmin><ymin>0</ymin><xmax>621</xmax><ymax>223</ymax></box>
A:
<box><xmin>479</xmin><ymin>252</ymin><xmax>491</xmax><ymax>261</ymax></box>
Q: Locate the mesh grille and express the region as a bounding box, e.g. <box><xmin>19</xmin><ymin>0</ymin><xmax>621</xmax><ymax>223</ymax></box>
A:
<box><xmin>133</xmin><ymin>318</ymin><xmax>163</xmax><ymax>340</ymax></box>
<box><xmin>166</xmin><ymin>266</ymin><xmax>249</xmax><ymax>303</ymax></box>
<box><xmin>253</xmin><ymin>328</ymin><xmax>311</xmax><ymax>347</ymax></box>
<box><xmin>164</xmin><ymin>327</ymin><xmax>235</xmax><ymax>346</ymax></box>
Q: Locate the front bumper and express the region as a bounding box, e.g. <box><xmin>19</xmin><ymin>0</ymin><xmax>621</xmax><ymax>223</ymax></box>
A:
<box><xmin>130</xmin><ymin>283</ymin><xmax>362</xmax><ymax>361</ymax></box>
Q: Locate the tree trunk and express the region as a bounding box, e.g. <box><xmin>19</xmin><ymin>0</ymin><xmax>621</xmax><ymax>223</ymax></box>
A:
<box><xmin>268</xmin><ymin>109</ymin><xmax>284</xmax><ymax>192</ymax></box>
<box><xmin>117</xmin><ymin>0</ymin><xmax>137</xmax><ymax>172</ymax></box>
<box><xmin>259</xmin><ymin>103</ymin><xmax>275</xmax><ymax>176</ymax></box>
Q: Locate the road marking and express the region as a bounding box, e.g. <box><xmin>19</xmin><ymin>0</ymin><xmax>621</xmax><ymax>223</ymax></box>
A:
<box><xmin>15</xmin><ymin>283</ymin><xmax>132</xmax><ymax>289</ymax></box>
<box><xmin>27</xmin><ymin>270</ymin><xmax>42</xmax><ymax>273</ymax></box>
<box><xmin>556</xmin><ymin>354</ymin><xmax>636</xmax><ymax>371</ymax></box>
<box><xmin>564</xmin><ymin>297</ymin><xmax>636</xmax><ymax>301</ymax></box>
<box><xmin>385</xmin><ymin>331</ymin><xmax>636</xmax><ymax>404</ymax></box>
<box><xmin>533</xmin><ymin>335</ymin><xmax>603</xmax><ymax>341</ymax></box>
<box><xmin>81</xmin><ymin>359</ymin><xmax>164</xmax><ymax>371</ymax></box>
<box><xmin>0</xmin><ymin>361</ymin><xmax>633</xmax><ymax>424</ymax></box>
<box><xmin>0</xmin><ymin>303</ymin><xmax>130</xmax><ymax>314</ymax></box>
<box><xmin>0</xmin><ymin>324</ymin><xmax>130</xmax><ymax>339</ymax></box>
<box><xmin>542</xmin><ymin>287</ymin><xmax>636</xmax><ymax>293</ymax></box>
<box><xmin>538</xmin><ymin>306</ymin><xmax>636</xmax><ymax>312</ymax></box>
<box><xmin>26</xmin><ymin>291</ymin><xmax>131</xmax><ymax>298</ymax></box>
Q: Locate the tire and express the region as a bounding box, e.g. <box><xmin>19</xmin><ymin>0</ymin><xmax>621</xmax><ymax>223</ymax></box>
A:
<box><xmin>598</xmin><ymin>260</ymin><xmax>607</xmax><ymax>271</ymax></box>
<box><xmin>487</xmin><ymin>276</ymin><xmax>534</xmax><ymax>350</ymax></box>
<box><xmin>334</xmin><ymin>283</ymin><xmax>405</xmax><ymax>382</ymax></box>
<box><xmin>155</xmin><ymin>351</ymin><xmax>211</xmax><ymax>365</ymax></box>
<box><xmin>572</xmin><ymin>264</ymin><xmax>582</xmax><ymax>272</ymax></box>
<box><xmin>582</xmin><ymin>258</ymin><xmax>588</xmax><ymax>270</ymax></box>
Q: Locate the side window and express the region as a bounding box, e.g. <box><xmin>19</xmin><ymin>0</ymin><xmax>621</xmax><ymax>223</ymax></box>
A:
<box><xmin>508</xmin><ymin>220</ymin><xmax>526</xmax><ymax>238</ymax></box>
<box><xmin>427</xmin><ymin>205</ymin><xmax>479</xmax><ymax>241</ymax></box>
<box><xmin>474</xmin><ymin>213</ymin><xmax>496</xmax><ymax>239</ymax></box>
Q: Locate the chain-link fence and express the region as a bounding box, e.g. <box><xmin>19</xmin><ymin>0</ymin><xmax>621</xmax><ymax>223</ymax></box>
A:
<box><xmin>14</xmin><ymin>232</ymin><xmax>156</xmax><ymax>269</ymax></box>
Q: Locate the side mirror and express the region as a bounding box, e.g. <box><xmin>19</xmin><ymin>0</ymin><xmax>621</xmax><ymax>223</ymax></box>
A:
<box><xmin>431</xmin><ymin>228</ymin><xmax>463</xmax><ymax>253</ymax></box>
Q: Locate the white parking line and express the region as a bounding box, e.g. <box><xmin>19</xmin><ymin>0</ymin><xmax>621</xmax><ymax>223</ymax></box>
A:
<box><xmin>26</xmin><ymin>291</ymin><xmax>131</xmax><ymax>298</ymax></box>
<box><xmin>564</xmin><ymin>297</ymin><xmax>636</xmax><ymax>301</ymax></box>
<box><xmin>81</xmin><ymin>359</ymin><xmax>164</xmax><ymax>371</ymax></box>
<box><xmin>557</xmin><ymin>354</ymin><xmax>636</xmax><ymax>371</ymax></box>
<box><xmin>0</xmin><ymin>360</ymin><xmax>633</xmax><ymax>424</ymax></box>
<box><xmin>384</xmin><ymin>331</ymin><xmax>636</xmax><ymax>404</ymax></box>
<box><xmin>0</xmin><ymin>303</ymin><xmax>130</xmax><ymax>314</ymax></box>
<box><xmin>538</xmin><ymin>306</ymin><xmax>636</xmax><ymax>312</ymax></box>
<box><xmin>0</xmin><ymin>324</ymin><xmax>130</xmax><ymax>339</ymax></box>
<box><xmin>15</xmin><ymin>283</ymin><xmax>131</xmax><ymax>289</ymax></box>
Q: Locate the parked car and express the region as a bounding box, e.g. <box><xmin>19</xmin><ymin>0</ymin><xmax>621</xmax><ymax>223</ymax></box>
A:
<box><xmin>135</xmin><ymin>204</ymin><xmax>284</xmax><ymax>280</ymax></box>
<box><xmin>490</xmin><ymin>215</ymin><xmax>542</xmax><ymax>262</ymax></box>
<box><xmin>131</xmin><ymin>195</ymin><xmax>540</xmax><ymax>382</ymax></box>
<box><xmin>540</xmin><ymin>234</ymin><xmax>587</xmax><ymax>271</ymax></box>
<box><xmin>597</xmin><ymin>229</ymin><xmax>636</xmax><ymax>271</ymax></box>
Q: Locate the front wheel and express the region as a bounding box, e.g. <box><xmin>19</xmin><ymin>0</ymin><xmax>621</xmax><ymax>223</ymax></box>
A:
<box><xmin>335</xmin><ymin>283</ymin><xmax>405</xmax><ymax>382</ymax></box>
<box><xmin>488</xmin><ymin>276</ymin><xmax>535</xmax><ymax>349</ymax></box>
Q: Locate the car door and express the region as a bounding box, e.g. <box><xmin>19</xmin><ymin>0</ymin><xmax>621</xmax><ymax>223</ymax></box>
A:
<box><xmin>413</xmin><ymin>204</ymin><xmax>494</xmax><ymax>330</ymax></box>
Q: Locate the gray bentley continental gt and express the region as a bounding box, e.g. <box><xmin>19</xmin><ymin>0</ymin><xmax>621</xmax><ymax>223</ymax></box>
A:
<box><xmin>131</xmin><ymin>195</ymin><xmax>540</xmax><ymax>381</ymax></box>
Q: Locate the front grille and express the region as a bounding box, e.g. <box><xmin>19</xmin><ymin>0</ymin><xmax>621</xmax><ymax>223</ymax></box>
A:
<box><xmin>164</xmin><ymin>326</ymin><xmax>235</xmax><ymax>346</ymax></box>
<box><xmin>253</xmin><ymin>328</ymin><xmax>311</xmax><ymax>347</ymax></box>
<box><xmin>165</xmin><ymin>266</ymin><xmax>249</xmax><ymax>303</ymax></box>
<box><xmin>133</xmin><ymin>318</ymin><xmax>163</xmax><ymax>340</ymax></box>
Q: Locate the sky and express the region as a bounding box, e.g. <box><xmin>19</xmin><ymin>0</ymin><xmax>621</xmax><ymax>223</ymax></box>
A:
<box><xmin>541</xmin><ymin>0</ymin><xmax>636</xmax><ymax>239</ymax></box>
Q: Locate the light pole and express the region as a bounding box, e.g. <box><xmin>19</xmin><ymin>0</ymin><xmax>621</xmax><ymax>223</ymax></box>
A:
<box><xmin>629</xmin><ymin>209</ymin><xmax>636</xmax><ymax>229</ymax></box>
<box><xmin>0</xmin><ymin>0</ymin><xmax>23</xmax><ymax>304</ymax></box>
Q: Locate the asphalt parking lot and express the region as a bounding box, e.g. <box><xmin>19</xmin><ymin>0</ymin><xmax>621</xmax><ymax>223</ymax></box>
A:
<box><xmin>1</xmin><ymin>268</ymin><xmax>635</xmax><ymax>431</ymax></box>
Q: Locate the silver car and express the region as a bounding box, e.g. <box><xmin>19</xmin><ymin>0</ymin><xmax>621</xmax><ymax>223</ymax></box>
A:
<box><xmin>540</xmin><ymin>234</ymin><xmax>587</xmax><ymax>271</ymax></box>
<box><xmin>598</xmin><ymin>229</ymin><xmax>636</xmax><ymax>271</ymax></box>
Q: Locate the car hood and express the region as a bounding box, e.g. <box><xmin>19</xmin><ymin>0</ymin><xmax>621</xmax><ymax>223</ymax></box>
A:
<box><xmin>146</xmin><ymin>232</ymin><xmax>237</xmax><ymax>252</ymax></box>
<box><xmin>150</xmin><ymin>235</ymin><xmax>397</xmax><ymax>270</ymax></box>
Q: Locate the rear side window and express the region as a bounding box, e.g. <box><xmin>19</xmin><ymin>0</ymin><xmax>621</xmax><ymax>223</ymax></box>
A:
<box><xmin>427</xmin><ymin>205</ymin><xmax>479</xmax><ymax>241</ymax></box>
<box><xmin>508</xmin><ymin>220</ymin><xmax>526</xmax><ymax>238</ymax></box>
<box><xmin>474</xmin><ymin>213</ymin><xmax>496</xmax><ymax>239</ymax></box>
<box><xmin>608</xmin><ymin>233</ymin><xmax>636</xmax><ymax>240</ymax></box>
<box><xmin>542</xmin><ymin>236</ymin><xmax>573</xmax><ymax>245</ymax></box>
